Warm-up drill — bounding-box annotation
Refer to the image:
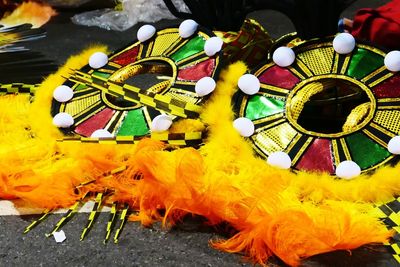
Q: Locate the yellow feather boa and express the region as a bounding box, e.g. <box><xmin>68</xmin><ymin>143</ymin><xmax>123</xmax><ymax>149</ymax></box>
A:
<box><xmin>0</xmin><ymin>47</ymin><xmax>398</xmax><ymax>266</ymax></box>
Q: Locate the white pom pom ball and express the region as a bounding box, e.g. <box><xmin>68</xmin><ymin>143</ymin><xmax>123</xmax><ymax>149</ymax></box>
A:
<box><xmin>204</xmin><ymin>37</ymin><xmax>223</xmax><ymax>57</ymax></box>
<box><xmin>333</xmin><ymin>33</ymin><xmax>356</xmax><ymax>54</ymax></box>
<box><xmin>89</xmin><ymin>52</ymin><xmax>108</xmax><ymax>69</ymax></box>
<box><xmin>272</xmin><ymin>47</ymin><xmax>296</xmax><ymax>67</ymax></box>
<box><xmin>195</xmin><ymin>77</ymin><xmax>216</xmax><ymax>96</ymax></box>
<box><xmin>91</xmin><ymin>129</ymin><xmax>113</xmax><ymax>138</ymax></box>
<box><xmin>335</xmin><ymin>160</ymin><xmax>361</xmax><ymax>179</ymax></box>
<box><xmin>137</xmin><ymin>24</ymin><xmax>156</xmax><ymax>43</ymax></box>
<box><xmin>238</xmin><ymin>74</ymin><xmax>260</xmax><ymax>95</ymax></box>
<box><xmin>388</xmin><ymin>136</ymin><xmax>400</xmax><ymax>154</ymax></box>
<box><xmin>233</xmin><ymin>117</ymin><xmax>255</xmax><ymax>137</ymax></box>
<box><xmin>384</xmin><ymin>51</ymin><xmax>400</xmax><ymax>72</ymax></box>
<box><xmin>53</xmin><ymin>85</ymin><xmax>73</xmax><ymax>103</ymax></box>
<box><xmin>53</xmin><ymin>113</ymin><xmax>74</xmax><ymax>128</ymax></box>
<box><xmin>179</xmin><ymin>19</ymin><xmax>198</xmax><ymax>38</ymax></box>
<box><xmin>151</xmin><ymin>114</ymin><xmax>173</xmax><ymax>132</ymax></box>
<box><xmin>267</xmin><ymin>151</ymin><xmax>292</xmax><ymax>169</ymax></box>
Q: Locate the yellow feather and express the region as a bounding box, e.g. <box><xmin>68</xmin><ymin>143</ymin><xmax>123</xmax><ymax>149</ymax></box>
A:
<box><xmin>0</xmin><ymin>46</ymin><xmax>397</xmax><ymax>267</ymax></box>
<box><xmin>30</xmin><ymin>45</ymin><xmax>108</xmax><ymax>140</ymax></box>
<box><xmin>129</xmin><ymin>62</ymin><xmax>392</xmax><ymax>266</ymax></box>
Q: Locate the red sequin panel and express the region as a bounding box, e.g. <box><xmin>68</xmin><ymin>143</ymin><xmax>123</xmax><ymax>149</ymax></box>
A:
<box><xmin>75</xmin><ymin>108</ymin><xmax>115</xmax><ymax>137</ymax></box>
<box><xmin>258</xmin><ymin>65</ymin><xmax>300</xmax><ymax>89</ymax></box>
<box><xmin>178</xmin><ymin>59</ymin><xmax>215</xmax><ymax>81</ymax></box>
<box><xmin>112</xmin><ymin>46</ymin><xmax>139</xmax><ymax>66</ymax></box>
<box><xmin>295</xmin><ymin>138</ymin><xmax>335</xmax><ymax>174</ymax></box>
<box><xmin>372</xmin><ymin>74</ymin><xmax>400</xmax><ymax>98</ymax></box>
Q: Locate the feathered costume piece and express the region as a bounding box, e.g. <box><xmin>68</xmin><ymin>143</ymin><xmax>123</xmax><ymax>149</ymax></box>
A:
<box><xmin>2</xmin><ymin>0</ymin><xmax>400</xmax><ymax>266</ymax></box>
<box><xmin>0</xmin><ymin>47</ymin><xmax>393</xmax><ymax>266</ymax></box>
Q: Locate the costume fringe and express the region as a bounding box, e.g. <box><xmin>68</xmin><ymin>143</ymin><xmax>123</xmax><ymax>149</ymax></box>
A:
<box><xmin>0</xmin><ymin>49</ymin><xmax>396</xmax><ymax>266</ymax></box>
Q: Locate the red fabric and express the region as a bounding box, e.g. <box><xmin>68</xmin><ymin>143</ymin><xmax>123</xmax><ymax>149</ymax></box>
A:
<box><xmin>295</xmin><ymin>139</ymin><xmax>335</xmax><ymax>174</ymax></box>
<box><xmin>177</xmin><ymin>59</ymin><xmax>215</xmax><ymax>81</ymax></box>
<box><xmin>351</xmin><ymin>0</ymin><xmax>400</xmax><ymax>50</ymax></box>
<box><xmin>373</xmin><ymin>74</ymin><xmax>400</xmax><ymax>98</ymax></box>
<box><xmin>258</xmin><ymin>65</ymin><xmax>299</xmax><ymax>90</ymax></box>
<box><xmin>75</xmin><ymin>108</ymin><xmax>115</xmax><ymax>137</ymax></box>
<box><xmin>112</xmin><ymin>46</ymin><xmax>139</xmax><ymax>66</ymax></box>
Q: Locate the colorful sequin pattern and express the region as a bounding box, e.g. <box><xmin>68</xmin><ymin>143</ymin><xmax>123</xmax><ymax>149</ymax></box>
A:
<box><xmin>51</xmin><ymin>28</ymin><xmax>221</xmax><ymax>138</ymax></box>
<box><xmin>235</xmin><ymin>38</ymin><xmax>400</xmax><ymax>174</ymax></box>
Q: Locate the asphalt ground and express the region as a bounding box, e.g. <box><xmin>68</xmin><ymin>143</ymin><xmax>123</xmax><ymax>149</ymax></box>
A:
<box><xmin>1</xmin><ymin>0</ymin><xmax>397</xmax><ymax>266</ymax></box>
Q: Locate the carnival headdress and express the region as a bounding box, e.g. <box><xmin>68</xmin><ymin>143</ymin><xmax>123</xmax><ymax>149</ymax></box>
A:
<box><xmin>1</xmin><ymin>1</ymin><xmax>400</xmax><ymax>266</ymax></box>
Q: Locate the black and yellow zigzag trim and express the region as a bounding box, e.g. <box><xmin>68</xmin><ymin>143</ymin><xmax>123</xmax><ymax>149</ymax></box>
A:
<box><xmin>80</xmin><ymin>192</ymin><xmax>105</xmax><ymax>240</ymax></box>
<box><xmin>59</xmin><ymin>131</ymin><xmax>204</xmax><ymax>147</ymax></box>
<box><xmin>69</xmin><ymin>70</ymin><xmax>201</xmax><ymax>119</ymax></box>
<box><xmin>375</xmin><ymin>197</ymin><xmax>400</xmax><ymax>264</ymax></box>
<box><xmin>0</xmin><ymin>83</ymin><xmax>37</xmax><ymax>95</ymax></box>
<box><xmin>23</xmin><ymin>210</ymin><xmax>51</xmax><ymax>234</ymax></box>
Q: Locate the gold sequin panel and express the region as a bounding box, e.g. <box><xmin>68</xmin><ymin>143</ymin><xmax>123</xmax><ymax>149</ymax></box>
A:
<box><xmin>252</xmin><ymin>122</ymin><xmax>298</xmax><ymax>155</ymax></box>
<box><xmin>297</xmin><ymin>46</ymin><xmax>334</xmax><ymax>75</ymax></box>
<box><xmin>374</xmin><ymin>110</ymin><xmax>400</xmax><ymax>134</ymax></box>
<box><xmin>150</xmin><ymin>32</ymin><xmax>181</xmax><ymax>56</ymax></box>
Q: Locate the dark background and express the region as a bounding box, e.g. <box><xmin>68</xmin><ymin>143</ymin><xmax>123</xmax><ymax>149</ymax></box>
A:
<box><xmin>1</xmin><ymin>0</ymin><xmax>397</xmax><ymax>266</ymax></box>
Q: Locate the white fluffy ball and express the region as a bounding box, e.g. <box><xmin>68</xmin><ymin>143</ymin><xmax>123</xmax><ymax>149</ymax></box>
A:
<box><xmin>335</xmin><ymin>160</ymin><xmax>361</xmax><ymax>179</ymax></box>
<box><xmin>204</xmin><ymin>37</ymin><xmax>223</xmax><ymax>57</ymax></box>
<box><xmin>179</xmin><ymin>19</ymin><xmax>198</xmax><ymax>38</ymax></box>
<box><xmin>91</xmin><ymin>129</ymin><xmax>113</xmax><ymax>138</ymax></box>
<box><xmin>151</xmin><ymin>114</ymin><xmax>173</xmax><ymax>132</ymax></box>
<box><xmin>238</xmin><ymin>74</ymin><xmax>260</xmax><ymax>95</ymax></box>
<box><xmin>272</xmin><ymin>47</ymin><xmax>296</xmax><ymax>67</ymax></box>
<box><xmin>88</xmin><ymin>52</ymin><xmax>108</xmax><ymax>69</ymax></box>
<box><xmin>53</xmin><ymin>85</ymin><xmax>73</xmax><ymax>103</ymax></box>
<box><xmin>333</xmin><ymin>33</ymin><xmax>356</xmax><ymax>54</ymax></box>
<box><xmin>384</xmin><ymin>51</ymin><xmax>400</xmax><ymax>72</ymax></box>
<box><xmin>388</xmin><ymin>136</ymin><xmax>400</xmax><ymax>154</ymax></box>
<box><xmin>233</xmin><ymin>117</ymin><xmax>255</xmax><ymax>137</ymax></box>
<box><xmin>53</xmin><ymin>113</ymin><xmax>74</xmax><ymax>128</ymax></box>
<box><xmin>137</xmin><ymin>24</ymin><xmax>156</xmax><ymax>43</ymax></box>
<box><xmin>267</xmin><ymin>151</ymin><xmax>292</xmax><ymax>169</ymax></box>
<box><xmin>195</xmin><ymin>77</ymin><xmax>216</xmax><ymax>96</ymax></box>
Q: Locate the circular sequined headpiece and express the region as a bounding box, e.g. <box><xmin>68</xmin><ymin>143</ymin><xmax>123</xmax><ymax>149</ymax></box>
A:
<box><xmin>234</xmin><ymin>37</ymin><xmax>400</xmax><ymax>175</ymax></box>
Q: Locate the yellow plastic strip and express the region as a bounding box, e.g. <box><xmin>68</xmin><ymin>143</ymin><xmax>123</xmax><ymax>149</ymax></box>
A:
<box><xmin>23</xmin><ymin>209</ymin><xmax>51</xmax><ymax>234</ymax></box>
<box><xmin>58</xmin><ymin>132</ymin><xmax>204</xmax><ymax>146</ymax></box>
<box><xmin>104</xmin><ymin>202</ymin><xmax>118</xmax><ymax>244</ymax></box>
<box><xmin>80</xmin><ymin>192</ymin><xmax>104</xmax><ymax>241</ymax></box>
<box><xmin>70</xmin><ymin>71</ymin><xmax>201</xmax><ymax>118</ymax></box>
<box><xmin>376</xmin><ymin>198</ymin><xmax>400</xmax><ymax>263</ymax></box>
<box><xmin>0</xmin><ymin>83</ymin><xmax>37</xmax><ymax>95</ymax></box>
<box><xmin>114</xmin><ymin>204</ymin><xmax>129</xmax><ymax>244</ymax></box>
<box><xmin>45</xmin><ymin>201</ymin><xmax>82</xmax><ymax>237</ymax></box>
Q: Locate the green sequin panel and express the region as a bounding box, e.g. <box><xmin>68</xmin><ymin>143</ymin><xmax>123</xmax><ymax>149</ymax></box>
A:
<box><xmin>74</xmin><ymin>71</ymin><xmax>110</xmax><ymax>90</ymax></box>
<box><xmin>117</xmin><ymin>109</ymin><xmax>150</xmax><ymax>136</ymax></box>
<box><xmin>93</xmin><ymin>71</ymin><xmax>111</xmax><ymax>79</ymax></box>
<box><xmin>347</xmin><ymin>48</ymin><xmax>383</xmax><ymax>80</ymax></box>
<box><xmin>245</xmin><ymin>95</ymin><xmax>285</xmax><ymax>120</ymax></box>
<box><xmin>345</xmin><ymin>132</ymin><xmax>391</xmax><ymax>169</ymax></box>
<box><xmin>170</xmin><ymin>36</ymin><xmax>205</xmax><ymax>62</ymax></box>
<box><xmin>75</xmin><ymin>84</ymin><xmax>88</xmax><ymax>91</ymax></box>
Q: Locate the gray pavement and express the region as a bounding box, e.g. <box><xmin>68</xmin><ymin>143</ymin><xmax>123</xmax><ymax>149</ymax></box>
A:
<box><xmin>0</xmin><ymin>214</ymin><xmax>249</xmax><ymax>267</ymax></box>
